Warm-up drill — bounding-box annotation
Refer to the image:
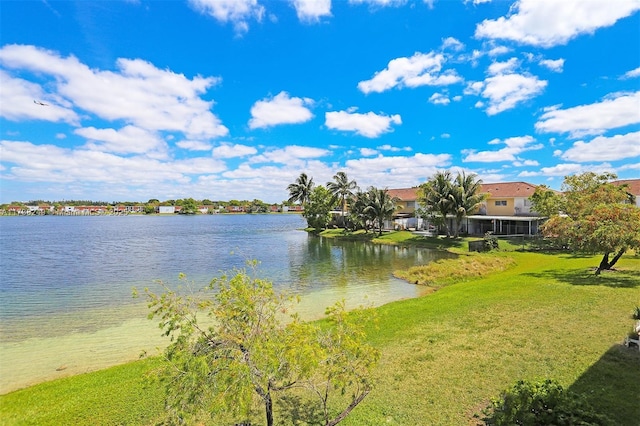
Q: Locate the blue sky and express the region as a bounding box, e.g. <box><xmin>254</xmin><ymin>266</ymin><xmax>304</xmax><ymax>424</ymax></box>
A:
<box><xmin>1</xmin><ymin>0</ymin><xmax>639</xmax><ymax>204</ymax></box>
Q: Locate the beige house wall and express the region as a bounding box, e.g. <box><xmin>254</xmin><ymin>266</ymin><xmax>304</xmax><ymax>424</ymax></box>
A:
<box><xmin>484</xmin><ymin>198</ymin><xmax>513</xmax><ymax>216</ymax></box>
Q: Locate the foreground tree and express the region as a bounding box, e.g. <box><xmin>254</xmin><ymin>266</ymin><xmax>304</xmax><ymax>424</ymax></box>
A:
<box><xmin>327</xmin><ymin>172</ymin><xmax>358</xmax><ymax>228</ymax></box>
<box><xmin>287</xmin><ymin>172</ymin><xmax>315</xmax><ymax>207</ymax></box>
<box><xmin>532</xmin><ymin>172</ymin><xmax>640</xmax><ymax>274</ymax></box>
<box><xmin>138</xmin><ymin>267</ymin><xmax>378</xmax><ymax>425</ymax></box>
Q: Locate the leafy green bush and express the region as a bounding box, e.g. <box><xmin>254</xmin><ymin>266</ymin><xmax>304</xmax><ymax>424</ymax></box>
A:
<box><xmin>481</xmin><ymin>379</ymin><xmax>612</xmax><ymax>426</ymax></box>
<box><xmin>483</xmin><ymin>231</ymin><xmax>499</xmax><ymax>251</ymax></box>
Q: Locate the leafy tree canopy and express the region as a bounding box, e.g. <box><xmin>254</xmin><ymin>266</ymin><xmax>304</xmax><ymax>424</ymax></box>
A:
<box><xmin>138</xmin><ymin>266</ymin><xmax>378</xmax><ymax>425</ymax></box>
<box><xmin>533</xmin><ymin>172</ymin><xmax>640</xmax><ymax>274</ymax></box>
<box><xmin>303</xmin><ymin>185</ymin><xmax>334</xmax><ymax>230</ymax></box>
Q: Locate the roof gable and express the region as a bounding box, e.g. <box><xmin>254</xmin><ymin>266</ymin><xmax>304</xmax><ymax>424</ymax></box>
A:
<box><xmin>612</xmin><ymin>179</ymin><xmax>640</xmax><ymax>195</ymax></box>
<box><xmin>479</xmin><ymin>182</ymin><xmax>539</xmax><ymax>198</ymax></box>
<box><xmin>387</xmin><ymin>187</ymin><xmax>419</xmax><ymax>201</ymax></box>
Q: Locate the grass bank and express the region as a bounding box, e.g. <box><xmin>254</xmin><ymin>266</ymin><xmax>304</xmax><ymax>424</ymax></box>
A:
<box><xmin>1</xmin><ymin>234</ymin><xmax>639</xmax><ymax>425</ymax></box>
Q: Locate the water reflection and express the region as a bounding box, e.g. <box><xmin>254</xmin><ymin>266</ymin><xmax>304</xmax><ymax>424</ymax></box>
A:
<box><xmin>0</xmin><ymin>216</ymin><xmax>454</xmax><ymax>393</ymax></box>
<box><xmin>289</xmin><ymin>235</ymin><xmax>454</xmax><ymax>292</ymax></box>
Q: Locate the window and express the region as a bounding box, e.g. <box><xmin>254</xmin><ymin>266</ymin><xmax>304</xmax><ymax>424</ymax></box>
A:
<box><xmin>494</xmin><ymin>200</ymin><xmax>507</xmax><ymax>206</ymax></box>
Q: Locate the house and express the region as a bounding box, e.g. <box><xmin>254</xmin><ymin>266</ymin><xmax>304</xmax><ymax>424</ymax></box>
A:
<box><xmin>612</xmin><ymin>179</ymin><xmax>640</xmax><ymax>207</ymax></box>
<box><xmin>387</xmin><ymin>187</ymin><xmax>423</xmax><ymax>229</ymax></box>
<box><xmin>225</xmin><ymin>205</ymin><xmax>245</xmax><ymax>213</ymax></box>
<box><xmin>283</xmin><ymin>205</ymin><xmax>304</xmax><ymax>213</ymax></box>
<box><xmin>467</xmin><ymin>182</ymin><xmax>544</xmax><ymax>236</ymax></box>
<box><xmin>385</xmin><ymin>181</ymin><xmax>545</xmax><ymax>236</ymax></box>
<box><xmin>477</xmin><ymin>182</ymin><xmax>539</xmax><ymax>216</ymax></box>
<box><xmin>158</xmin><ymin>206</ymin><xmax>176</xmax><ymax>214</ymax></box>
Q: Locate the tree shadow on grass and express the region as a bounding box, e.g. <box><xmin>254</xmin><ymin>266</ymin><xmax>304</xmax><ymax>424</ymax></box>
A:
<box><xmin>568</xmin><ymin>345</ymin><xmax>640</xmax><ymax>426</ymax></box>
<box><xmin>522</xmin><ymin>268</ymin><xmax>640</xmax><ymax>288</ymax></box>
<box><xmin>277</xmin><ymin>394</ymin><xmax>325</xmax><ymax>425</ymax></box>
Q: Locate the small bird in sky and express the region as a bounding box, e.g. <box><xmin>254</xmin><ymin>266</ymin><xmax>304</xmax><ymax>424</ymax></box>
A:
<box><xmin>33</xmin><ymin>100</ymin><xmax>49</xmax><ymax>106</ymax></box>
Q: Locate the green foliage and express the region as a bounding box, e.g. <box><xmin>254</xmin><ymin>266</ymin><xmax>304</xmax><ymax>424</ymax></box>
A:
<box><xmin>451</xmin><ymin>171</ymin><xmax>486</xmax><ymax>237</ymax></box>
<box><xmin>632</xmin><ymin>306</ymin><xmax>640</xmax><ymax>320</ymax></box>
<box><xmin>418</xmin><ymin>170</ymin><xmax>455</xmax><ymax>237</ymax></box>
<box><xmin>304</xmin><ymin>185</ymin><xmax>334</xmax><ymax>230</ymax></box>
<box><xmin>482</xmin><ymin>379</ymin><xmax>613</xmax><ymax>426</ymax></box>
<box><xmin>142</xmin><ymin>266</ymin><xmax>378</xmax><ymax>426</ymax></box>
<box><xmin>484</xmin><ymin>231</ymin><xmax>499</xmax><ymax>251</ymax></box>
<box><xmin>418</xmin><ymin>170</ymin><xmax>485</xmax><ymax>238</ymax></box>
<box><xmin>327</xmin><ymin>171</ymin><xmax>359</xmax><ymax>228</ymax></box>
<box><xmin>529</xmin><ymin>185</ymin><xmax>563</xmax><ymax>218</ymax></box>
<box><xmin>362</xmin><ymin>186</ymin><xmax>398</xmax><ymax>236</ymax></box>
<box><xmin>540</xmin><ymin>172</ymin><xmax>640</xmax><ymax>273</ymax></box>
<box><xmin>177</xmin><ymin>197</ymin><xmax>199</xmax><ymax>214</ymax></box>
<box><xmin>287</xmin><ymin>172</ymin><xmax>315</xmax><ymax>206</ymax></box>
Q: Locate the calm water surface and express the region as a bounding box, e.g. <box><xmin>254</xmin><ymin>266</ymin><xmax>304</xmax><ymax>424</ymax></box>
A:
<box><xmin>0</xmin><ymin>215</ymin><xmax>450</xmax><ymax>393</ymax></box>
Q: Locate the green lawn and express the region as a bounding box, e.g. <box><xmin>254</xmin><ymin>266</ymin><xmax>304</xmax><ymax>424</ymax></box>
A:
<box><xmin>1</xmin><ymin>239</ymin><xmax>639</xmax><ymax>425</ymax></box>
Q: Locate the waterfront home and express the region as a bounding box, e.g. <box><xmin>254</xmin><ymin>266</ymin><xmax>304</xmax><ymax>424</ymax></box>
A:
<box><xmin>387</xmin><ymin>181</ymin><xmax>545</xmax><ymax>236</ymax></box>
<box><xmin>469</xmin><ymin>182</ymin><xmax>544</xmax><ymax>236</ymax></box>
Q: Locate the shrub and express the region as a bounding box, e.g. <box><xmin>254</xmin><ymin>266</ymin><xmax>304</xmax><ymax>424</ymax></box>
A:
<box><xmin>481</xmin><ymin>379</ymin><xmax>612</xmax><ymax>426</ymax></box>
<box><xmin>483</xmin><ymin>231</ymin><xmax>499</xmax><ymax>251</ymax></box>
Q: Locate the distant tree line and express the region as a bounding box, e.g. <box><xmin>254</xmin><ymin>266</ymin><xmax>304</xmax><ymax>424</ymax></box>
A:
<box><xmin>1</xmin><ymin>197</ymin><xmax>300</xmax><ymax>215</ymax></box>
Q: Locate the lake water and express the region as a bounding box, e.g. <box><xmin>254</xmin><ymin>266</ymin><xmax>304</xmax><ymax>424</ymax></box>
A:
<box><xmin>0</xmin><ymin>214</ymin><xmax>450</xmax><ymax>394</ymax></box>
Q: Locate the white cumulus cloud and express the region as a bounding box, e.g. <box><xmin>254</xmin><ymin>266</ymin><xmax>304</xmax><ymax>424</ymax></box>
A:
<box><xmin>622</xmin><ymin>66</ymin><xmax>640</xmax><ymax>79</ymax></box>
<box><xmin>357</xmin><ymin>51</ymin><xmax>462</xmax><ymax>94</ymax></box>
<box><xmin>176</xmin><ymin>140</ymin><xmax>214</xmax><ymax>151</ymax></box>
<box><xmin>559</xmin><ymin>131</ymin><xmax>640</xmax><ymax>162</ymax></box>
<box><xmin>325</xmin><ymin>110</ymin><xmax>401</xmax><ymax>138</ymax></box>
<box><xmin>535</xmin><ymin>91</ymin><xmax>640</xmax><ymax>137</ymax></box>
<box><xmin>248</xmin><ymin>91</ymin><xmax>314</xmax><ymax>129</ymax></box>
<box><xmin>475</xmin><ymin>0</ymin><xmax>640</xmax><ymax>48</ymax></box>
<box><xmin>477</xmin><ymin>73</ymin><xmax>547</xmax><ymax>115</ymax></box>
<box><xmin>462</xmin><ymin>135</ymin><xmax>541</xmax><ymax>162</ymax></box>
<box><xmin>213</xmin><ymin>143</ymin><xmax>258</xmax><ymax>159</ymax></box>
<box><xmin>75</xmin><ymin>125</ymin><xmax>168</xmax><ymax>156</ymax></box>
<box><xmin>291</xmin><ymin>0</ymin><xmax>331</xmax><ymax>22</ymax></box>
<box><xmin>539</xmin><ymin>58</ymin><xmax>564</xmax><ymax>72</ymax></box>
<box><xmin>0</xmin><ymin>44</ymin><xmax>228</xmax><ymax>140</ymax></box>
<box><xmin>429</xmin><ymin>92</ymin><xmax>450</xmax><ymax>105</ymax></box>
<box><xmin>188</xmin><ymin>0</ymin><xmax>265</xmax><ymax>34</ymax></box>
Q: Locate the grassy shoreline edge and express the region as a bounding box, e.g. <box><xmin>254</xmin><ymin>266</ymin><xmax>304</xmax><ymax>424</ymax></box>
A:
<box><xmin>2</xmin><ymin>231</ymin><xmax>639</xmax><ymax>425</ymax></box>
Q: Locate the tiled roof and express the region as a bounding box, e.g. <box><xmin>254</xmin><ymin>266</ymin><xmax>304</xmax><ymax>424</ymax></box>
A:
<box><xmin>387</xmin><ymin>187</ymin><xmax>419</xmax><ymax>201</ymax></box>
<box><xmin>612</xmin><ymin>179</ymin><xmax>640</xmax><ymax>195</ymax></box>
<box><xmin>386</xmin><ymin>182</ymin><xmax>541</xmax><ymax>201</ymax></box>
<box><xmin>479</xmin><ymin>182</ymin><xmax>539</xmax><ymax>198</ymax></box>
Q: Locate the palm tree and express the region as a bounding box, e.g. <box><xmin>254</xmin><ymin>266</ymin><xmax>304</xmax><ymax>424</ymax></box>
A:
<box><xmin>287</xmin><ymin>173</ymin><xmax>315</xmax><ymax>207</ymax></box>
<box><xmin>364</xmin><ymin>187</ymin><xmax>398</xmax><ymax>236</ymax></box>
<box><xmin>418</xmin><ymin>170</ymin><xmax>455</xmax><ymax>237</ymax></box>
<box><xmin>327</xmin><ymin>171</ymin><xmax>358</xmax><ymax>228</ymax></box>
<box><xmin>347</xmin><ymin>190</ymin><xmax>370</xmax><ymax>232</ymax></box>
<box><xmin>451</xmin><ymin>172</ymin><xmax>486</xmax><ymax>238</ymax></box>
